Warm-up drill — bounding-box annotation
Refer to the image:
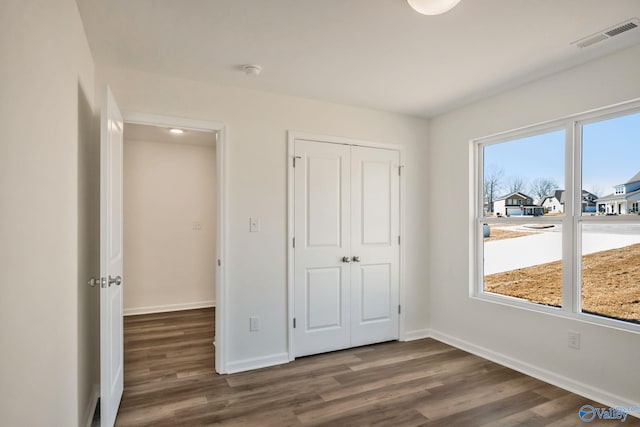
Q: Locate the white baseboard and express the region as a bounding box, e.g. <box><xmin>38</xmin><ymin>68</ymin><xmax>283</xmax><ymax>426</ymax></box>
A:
<box><xmin>401</xmin><ymin>328</ymin><xmax>431</xmax><ymax>342</ymax></box>
<box><xmin>124</xmin><ymin>300</ymin><xmax>215</xmax><ymax>316</ymax></box>
<box><xmin>226</xmin><ymin>352</ymin><xmax>290</xmax><ymax>374</ymax></box>
<box><xmin>429</xmin><ymin>329</ymin><xmax>640</xmax><ymax>418</ymax></box>
<box><xmin>83</xmin><ymin>384</ymin><xmax>99</xmax><ymax>427</ymax></box>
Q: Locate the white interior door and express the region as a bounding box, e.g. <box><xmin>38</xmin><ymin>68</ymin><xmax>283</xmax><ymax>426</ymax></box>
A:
<box><xmin>294</xmin><ymin>140</ymin><xmax>351</xmax><ymax>357</ymax></box>
<box><xmin>100</xmin><ymin>86</ymin><xmax>124</xmax><ymax>427</ymax></box>
<box><xmin>350</xmin><ymin>146</ymin><xmax>400</xmax><ymax>346</ymax></box>
<box><xmin>293</xmin><ymin>139</ymin><xmax>400</xmax><ymax>357</ymax></box>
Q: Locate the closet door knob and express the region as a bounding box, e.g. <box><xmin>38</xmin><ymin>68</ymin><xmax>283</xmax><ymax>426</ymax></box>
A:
<box><xmin>352</xmin><ymin>256</ymin><xmax>361</xmax><ymax>263</ymax></box>
<box><xmin>342</xmin><ymin>256</ymin><xmax>351</xmax><ymax>263</ymax></box>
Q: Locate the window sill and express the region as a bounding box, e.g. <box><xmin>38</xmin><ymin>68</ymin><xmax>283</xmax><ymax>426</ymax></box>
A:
<box><xmin>471</xmin><ymin>291</ymin><xmax>640</xmax><ymax>335</ymax></box>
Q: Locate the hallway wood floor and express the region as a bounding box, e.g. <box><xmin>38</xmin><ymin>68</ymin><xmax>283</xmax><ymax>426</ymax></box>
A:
<box><xmin>115</xmin><ymin>308</ymin><xmax>638</xmax><ymax>426</ymax></box>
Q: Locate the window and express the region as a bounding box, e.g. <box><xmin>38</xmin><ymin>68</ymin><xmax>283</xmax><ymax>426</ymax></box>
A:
<box><xmin>480</xmin><ymin>129</ymin><xmax>565</xmax><ymax>307</ymax></box>
<box><xmin>474</xmin><ymin>103</ymin><xmax>640</xmax><ymax>330</ymax></box>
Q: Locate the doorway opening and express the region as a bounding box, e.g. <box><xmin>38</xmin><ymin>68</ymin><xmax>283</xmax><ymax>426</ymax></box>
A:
<box><xmin>122</xmin><ymin>113</ymin><xmax>227</xmax><ymax>374</ymax></box>
<box><xmin>122</xmin><ymin>123</ymin><xmax>217</xmax><ymax>315</ymax></box>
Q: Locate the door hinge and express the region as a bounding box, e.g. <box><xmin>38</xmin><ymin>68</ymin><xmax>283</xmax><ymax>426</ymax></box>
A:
<box><xmin>217</xmin><ymin>259</ymin><xmax>221</xmax><ymax>266</ymax></box>
<box><xmin>398</xmin><ymin>305</ymin><xmax>401</xmax><ymax>315</ymax></box>
<box><xmin>293</xmin><ymin>156</ymin><xmax>302</xmax><ymax>168</ymax></box>
<box><xmin>398</xmin><ymin>166</ymin><xmax>401</xmax><ymax>176</ymax></box>
<box><xmin>293</xmin><ymin>318</ymin><xmax>296</xmax><ymax>328</ymax></box>
<box><xmin>398</xmin><ymin>235</ymin><xmax>401</xmax><ymax>245</ymax></box>
<box><xmin>293</xmin><ymin>237</ymin><xmax>295</xmax><ymax>248</ymax></box>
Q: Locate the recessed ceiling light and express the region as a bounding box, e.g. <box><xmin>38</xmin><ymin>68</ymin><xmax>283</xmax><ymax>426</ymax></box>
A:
<box><xmin>169</xmin><ymin>128</ymin><xmax>184</xmax><ymax>134</ymax></box>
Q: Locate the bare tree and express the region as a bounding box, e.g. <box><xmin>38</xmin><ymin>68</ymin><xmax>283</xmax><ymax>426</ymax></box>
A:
<box><xmin>484</xmin><ymin>168</ymin><xmax>504</xmax><ymax>213</ymax></box>
<box><xmin>589</xmin><ymin>185</ymin><xmax>603</xmax><ymax>197</ymax></box>
<box><xmin>529</xmin><ymin>177</ymin><xmax>558</xmax><ymax>202</ymax></box>
<box><xmin>508</xmin><ymin>176</ymin><xmax>527</xmax><ymax>194</ymax></box>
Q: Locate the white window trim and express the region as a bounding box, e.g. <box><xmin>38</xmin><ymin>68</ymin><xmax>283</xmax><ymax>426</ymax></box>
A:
<box><xmin>470</xmin><ymin>98</ymin><xmax>640</xmax><ymax>334</ymax></box>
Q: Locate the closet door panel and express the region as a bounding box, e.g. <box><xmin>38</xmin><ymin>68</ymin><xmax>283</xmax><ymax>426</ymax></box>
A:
<box><xmin>350</xmin><ymin>146</ymin><xmax>400</xmax><ymax>347</ymax></box>
<box><xmin>294</xmin><ymin>140</ymin><xmax>351</xmax><ymax>357</ymax></box>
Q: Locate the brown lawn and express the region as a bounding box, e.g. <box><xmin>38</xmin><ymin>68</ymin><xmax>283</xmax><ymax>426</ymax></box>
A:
<box><xmin>484</xmin><ymin>228</ymin><xmax>539</xmax><ymax>242</ymax></box>
<box><xmin>485</xmin><ymin>243</ymin><xmax>640</xmax><ymax>323</ymax></box>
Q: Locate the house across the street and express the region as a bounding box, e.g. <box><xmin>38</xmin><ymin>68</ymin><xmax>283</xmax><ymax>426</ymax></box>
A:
<box><xmin>493</xmin><ymin>192</ymin><xmax>544</xmax><ymax>216</ymax></box>
<box><xmin>541</xmin><ymin>189</ymin><xmax>598</xmax><ymax>214</ymax></box>
<box><xmin>596</xmin><ymin>171</ymin><xmax>640</xmax><ymax>214</ymax></box>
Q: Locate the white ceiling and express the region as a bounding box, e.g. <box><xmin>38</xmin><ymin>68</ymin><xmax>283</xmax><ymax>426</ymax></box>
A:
<box><xmin>77</xmin><ymin>0</ymin><xmax>640</xmax><ymax>117</ymax></box>
<box><xmin>124</xmin><ymin>123</ymin><xmax>216</xmax><ymax>147</ymax></box>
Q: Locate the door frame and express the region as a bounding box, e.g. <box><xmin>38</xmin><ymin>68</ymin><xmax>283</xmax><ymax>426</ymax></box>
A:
<box><xmin>286</xmin><ymin>131</ymin><xmax>406</xmax><ymax>361</ymax></box>
<box><xmin>122</xmin><ymin>112</ymin><xmax>229</xmax><ymax>373</ymax></box>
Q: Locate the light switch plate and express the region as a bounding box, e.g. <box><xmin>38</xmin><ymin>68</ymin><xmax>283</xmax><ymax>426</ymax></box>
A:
<box><xmin>250</xmin><ymin>316</ymin><xmax>260</xmax><ymax>331</ymax></box>
<box><xmin>568</xmin><ymin>331</ymin><xmax>580</xmax><ymax>349</ymax></box>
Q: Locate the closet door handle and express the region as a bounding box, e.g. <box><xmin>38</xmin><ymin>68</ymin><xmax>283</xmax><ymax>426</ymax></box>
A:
<box><xmin>352</xmin><ymin>256</ymin><xmax>361</xmax><ymax>263</ymax></box>
<box><xmin>342</xmin><ymin>256</ymin><xmax>351</xmax><ymax>263</ymax></box>
<box><xmin>109</xmin><ymin>275</ymin><xmax>122</xmax><ymax>286</ymax></box>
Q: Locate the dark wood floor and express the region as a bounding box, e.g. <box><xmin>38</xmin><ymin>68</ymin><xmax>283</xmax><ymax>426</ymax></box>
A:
<box><xmin>116</xmin><ymin>308</ymin><xmax>638</xmax><ymax>426</ymax></box>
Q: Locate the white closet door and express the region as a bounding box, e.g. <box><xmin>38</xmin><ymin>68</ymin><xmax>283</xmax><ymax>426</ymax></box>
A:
<box><xmin>294</xmin><ymin>140</ymin><xmax>351</xmax><ymax>357</ymax></box>
<box><xmin>350</xmin><ymin>146</ymin><xmax>400</xmax><ymax>346</ymax></box>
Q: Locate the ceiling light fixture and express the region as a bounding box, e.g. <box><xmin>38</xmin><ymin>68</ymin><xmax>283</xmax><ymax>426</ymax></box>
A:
<box><xmin>242</xmin><ymin>64</ymin><xmax>263</xmax><ymax>76</ymax></box>
<box><xmin>169</xmin><ymin>128</ymin><xmax>184</xmax><ymax>135</ymax></box>
<box><xmin>407</xmin><ymin>0</ymin><xmax>461</xmax><ymax>15</ymax></box>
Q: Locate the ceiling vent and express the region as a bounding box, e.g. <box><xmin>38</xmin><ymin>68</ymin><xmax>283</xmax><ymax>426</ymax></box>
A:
<box><xmin>573</xmin><ymin>18</ymin><xmax>639</xmax><ymax>49</ymax></box>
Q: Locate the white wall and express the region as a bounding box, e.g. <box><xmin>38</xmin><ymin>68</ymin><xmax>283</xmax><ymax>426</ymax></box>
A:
<box><xmin>428</xmin><ymin>44</ymin><xmax>640</xmax><ymax>408</ymax></box>
<box><xmin>124</xmin><ymin>137</ymin><xmax>216</xmax><ymax>314</ymax></box>
<box><xmin>0</xmin><ymin>1</ymin><xmax>98</xmax><ymax>426</ymax></box>
<box><xmin>97</xmin><ymin>66</ymin><xmax>430</xmax><ymax>367</ymax></box>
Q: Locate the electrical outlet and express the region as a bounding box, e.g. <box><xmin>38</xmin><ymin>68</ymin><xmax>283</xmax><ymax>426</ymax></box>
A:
<box><xmin>568</xmin><ymin>331</ymin><xmax>580</xmax><ymax>349</ymax></box>
<box><xmin>192</xmin><ymin>221</ymin><xmax>202</xmax><ymax>231</ymax></box>
<box><xmin>250</xmin><ymin>316</ymin><xmax>260</xmax><ymax>332</ymax></box>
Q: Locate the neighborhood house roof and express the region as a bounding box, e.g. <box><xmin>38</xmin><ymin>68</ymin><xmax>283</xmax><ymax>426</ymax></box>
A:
<box><xmin>595</xmin><ymin>170</ymin><xmax>640</xmax><ymax>201</ymax></box>
<box><xmin>625</xmin><ymin>171</ymin><xmax>640</xmax><ymax>185</ymax></box>
<box><xmin>540</xmin><ymin>190</ymin><xmax>597</xmax><ymax>206</ymax></box>
<box><xmin>596</xmin><ymin>188</ymin><xmax>640</xmax><ymax>202</ymax></box>
<box><xmin>543</xmin><ymin>190</ymin><xmax>566</xmax><ymax>204</ymax></box>
<box><xmin>495</xmin><ymin>192</ymin><xmax>534</xmax><ymax>202</ymax></box>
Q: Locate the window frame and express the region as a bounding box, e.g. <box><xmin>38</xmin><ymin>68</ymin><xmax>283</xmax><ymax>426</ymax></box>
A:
<box><xmin>471</xmin><ymin>98</ymin><xmax>640</xmax><ymax>334</ymax></box>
